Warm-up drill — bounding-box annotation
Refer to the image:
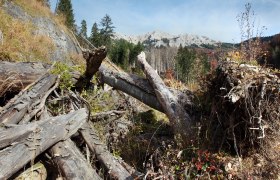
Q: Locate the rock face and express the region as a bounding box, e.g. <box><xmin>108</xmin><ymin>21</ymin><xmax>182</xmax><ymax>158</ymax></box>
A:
<box><xmin>2</xmin><ymin>0</ymin><xmax>81</xmax><ymax>62</ymax></box>
<box><xmin>115</xmin><ymin>30</ymin><xmax>218</xmax><ymax>48</ymax></box>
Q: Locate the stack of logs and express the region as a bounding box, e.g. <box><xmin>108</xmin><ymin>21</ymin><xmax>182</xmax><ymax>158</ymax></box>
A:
<box><xmin>0</xmin><ymin>47</ymin><xmax>195</xmax><ymax>179</ymax></box>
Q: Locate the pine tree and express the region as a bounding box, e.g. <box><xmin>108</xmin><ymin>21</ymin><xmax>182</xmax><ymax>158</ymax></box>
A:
<box><xmin>79</xmin><ymin>20</ymin><xmax>87</xmax><ymax>38</ymax></box>
<box><xmin>175</xmin><ymin>46</ymin><xmax>196</xmax><ymax>82</ymax></box>
<box><xmin>90</xmin><ymin>22</ymin><xmax>101</xmax><ymax>47</ymax></box>
<box><xmin>56</xmin><ymin>0</ymin><xmax>75</xmax><ymax>29</ymax></box>
<box><xmin>100</xmin><ymin>14</ymin><xmax>115</xmax><ymax>47</ymax></box>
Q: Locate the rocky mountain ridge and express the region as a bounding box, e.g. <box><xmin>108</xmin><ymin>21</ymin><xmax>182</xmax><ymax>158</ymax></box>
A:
<box><xmin>114</xmin><ymin>30</ymin><xmax>218</xmax><ymax>47</ymax></box>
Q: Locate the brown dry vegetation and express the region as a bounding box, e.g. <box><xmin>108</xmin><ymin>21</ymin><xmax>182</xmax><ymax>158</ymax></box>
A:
<box><xmin>0</xmin><ymin>8</ymin><xmax>54</xmax><ymax>62</ymax></box>
<box><xmin>0</xmin><ymin>0</ymin><xmax>77</xmax><ymax>63</ymax></box>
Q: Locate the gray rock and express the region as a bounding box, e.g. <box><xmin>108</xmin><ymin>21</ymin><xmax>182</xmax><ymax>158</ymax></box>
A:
<box><xmin>2</xmin><ymin>0</ymin><xmax>81</xmax><ymax>63</ymax></box>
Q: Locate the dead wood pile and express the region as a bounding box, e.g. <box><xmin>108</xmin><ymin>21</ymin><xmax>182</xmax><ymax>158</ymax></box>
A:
<box><xmin>204</xmin><ymin>60</ymin><xmax>280</xmax><ymax>171</ymax></box>
<box><xmin>1</xmin><ymin>44</ymin><xmax>279</xmax><ymax>178</ymax></box>
<box><xmin>0</xmin><ymin>46</ymin><xmax>198</xmax><ymax>178</ymax></box>
<box><xmin>0</xmin><ymin>47</ymin><xmax>139</xmax><ymax>179</ymax></box>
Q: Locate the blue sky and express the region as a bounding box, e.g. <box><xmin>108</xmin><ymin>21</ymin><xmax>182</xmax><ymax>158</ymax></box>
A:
<box><xmin>50</xmin><ymin>0</ymin><xmax>280</xmax><ymax>43</ymax></box>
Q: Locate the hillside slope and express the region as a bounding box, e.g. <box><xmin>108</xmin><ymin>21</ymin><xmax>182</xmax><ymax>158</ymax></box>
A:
<box><xmin>0</xmin><ymin>0</ymin><xmax>81</xmax><ymax>63</ymax></box>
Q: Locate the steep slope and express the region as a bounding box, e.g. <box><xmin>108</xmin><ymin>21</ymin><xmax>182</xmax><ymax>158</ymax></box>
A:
<box><xmin>115</xmin><ymin>30</ymin><xmax>218</xmax><ymax>48</ymax></box>
<box><xmin>0</xmin><ymin>0</ymin><xmax>81</xmax><ymax>63</ymax></box>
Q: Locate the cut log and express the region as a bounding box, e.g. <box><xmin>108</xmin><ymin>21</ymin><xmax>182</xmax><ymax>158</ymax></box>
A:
<box><xmin>0</xmin><ymin>108</ymin><xmax>87</xmax><ymax>179</ymax></box>
<box><xmin>0</xmin><ymin>61</ymin><xmax>49</xmax><ymax>96</ymax></box>
<box><xmin>50</xmin><ymin>139</ymin><xmax>102</xmax><ymax>180</ymax></box>
<box><xmin>99</xmin><ymin>64</ymin><xmax>164</xmax><ymax>112</ymax></box>
<box><xmin>75</xmin><ymin>46</ymin><xmax>107</xmax><ymax>90</ymax></box>
<box><xmin>137</xmin><ymin>52</ymin><xmax>193</xmax><ymax>141</ymax></box>
<box><xmin>0</xmin><ymin>73</ymin><xmax>57</xmax><ymax>124</ymax></box>
<box><xmin>79</xmin><ymin>122</ymin><xmax>133</xmax><ymax>180</ymax></box>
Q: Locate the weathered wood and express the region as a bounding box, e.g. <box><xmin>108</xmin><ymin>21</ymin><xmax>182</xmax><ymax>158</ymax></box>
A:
<box><xmin>0</xmin><ymin>73</ymin><xmax>57</xmax><ymax>124</ymax></box>
<box><xmin>79</xmin><ymin>122</ymin><xmax>133</xmax><ymax>180</ymax></box>
<box><xmin>137</xmin><ymin>52</ymin><xmax>193</xmax><ymax>141</ymax></box>
<box><xmin>75</xmin><ymin>46</ymin><xmax>107</xmax><ymax>90</ymax></box>
<box><xmin>99</xmin><ymin>64</ymin><xmax>164</xmax><ymax>112</ymax></box>
<box><xmin>0</xmin><ymin>123</ymin><xmax>37</xmax><ymax>149</ymax></box>
<box><xmin>0</xmin><ymin>61</ymin><xmax>49</xmax><ymax>96</ymax></box>
<box><xmin>91</xmin><ymin>110</ymin><xmax>126</xmax><ymax>121</ymax></box>
<box><xmin>0</xmin><ymin>108</ymin><xmax>87</xmax><ymax>179</ymax></box>
<box><xmin>50</xmin><ymin>139</ymin><xmax>102</xmax><ymax>180</ymax></box>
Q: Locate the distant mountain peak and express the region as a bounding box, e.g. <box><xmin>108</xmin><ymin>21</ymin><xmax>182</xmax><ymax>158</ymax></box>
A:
<box><xmin>114</xmin><ymin>30</ymin><xmax>218</xmax><ymax>48</ymax></box>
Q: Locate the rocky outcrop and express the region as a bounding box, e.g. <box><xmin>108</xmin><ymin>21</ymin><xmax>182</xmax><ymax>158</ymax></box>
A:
<box><xmin>1</xmin><ymin>0</ymin><xmax>81</xmax><ymax>62</ymax></box>
<box><xmin>114</xmin><ymin>30</ymin><xmax>218</xmax><ymax>48</ymax></box>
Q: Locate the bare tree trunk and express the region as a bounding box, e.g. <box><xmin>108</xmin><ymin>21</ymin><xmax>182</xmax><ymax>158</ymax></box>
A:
<box><xmin>137</xmin><ymin>52</ymin><xmax>193</xmax><ymax>141</ymax></box>
<box><xmin>74</xmin><ymin>46</ymin><xmax>107</xmax><ymax>90</ymax></box>
<box><xmin>99</xmin><ymin>64</ymin><xmax>164</xmax><ymax>112</ymax></box>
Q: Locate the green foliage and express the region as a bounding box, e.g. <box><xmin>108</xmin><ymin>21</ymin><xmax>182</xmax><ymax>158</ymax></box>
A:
<box><xmin>109</xmin><ymin>39</ymin><xmax>144</xmax><ymax>71</ymax></box>
<box><xmin>56</xmin><ymin>0</ymin><xmax>75</xmax><ymax>29</ymax></box>
<box><xmin>201</xmin><ymin>43</ymin><xmax>215</xmax><ymax>49</ymax></box>
<box><xmin>99</xmin><ymin>14</ymin><xmax>115</xmax><ymax>47</ymax></box>
<box><xmin>201</xmin><ymin>54</ymin><xmax>211</xmax><ymax>74</ymax></box>
<box><xmin>79</xmin><ymin>19</ymin><xmax>87</xmax><ymax>38</ymax></box>
<box><xmin>89</xmin><ymin>22</ymin><xmax>101</xmax><ymax>47</ymax></box>
<box><xmin>175</xmin><ymin>45</ymin><xmax>197</xmax><ymax>82</ymax></box>
<box><xmin>51</xmin><ymin>62</ymin><xmax>78</xmax><ymax>90</ymax></box>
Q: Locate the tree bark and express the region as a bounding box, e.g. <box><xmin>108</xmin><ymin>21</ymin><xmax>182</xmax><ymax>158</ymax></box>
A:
<box><xmin>79</xmin><ymin>122</ymin><xmax>133</xmax><ymax>180</ymax></box>
<box><xmin>0</xmin><ymin>123</ymin><xmax>37</xmax><ymax>149</ymax></box>
<box><xmin>137</xmin><ymin>52</ymin><xmax>193</xmax><ymax>141</ymax></box>
<box><xmin>0</xmin><ymin>109</ymin><xmax>87</xmax><ymax>179</ymax></box>
<box><xmin>50</xmin><ymin>139</ymin><xmax>102</xmax><ymax>180</ymax></box>
<box><xmin>99</xmin><ymin>64</ymin><xmax>164</xmax><ymax>112</ymax></box>
<box><xmin>74</xmin><ymin>46</ymin><xmax>107</xmax><ymax>90</ymax></box>
<box><xmin>0</xmin><ymin>61</ymin><xmax>49</xmax><ymax>96</ymax></box>
<box><xmin>0</xmin><ymin>73</ymin><xmax>57</xmax><ymax>124</ymax></box>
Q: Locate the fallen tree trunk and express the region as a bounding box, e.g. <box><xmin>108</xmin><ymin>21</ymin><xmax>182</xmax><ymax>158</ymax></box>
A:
<box><xmin>137</xmin><ymin>52</ymin><xmax>193</xmax><ymax>141</ymax></box>
<box><xmin>0</xmin><ymin>73</ymin><xmax>57</xmax><ymax>124</ymax></box>
<box><xmin>0</xmin><ymin>123</ymin><xmax>37</xmax><ymax>149</ymax></box>
<box><xmin>50</xmin><ymin>139</ymin><xmax>102</xmax><ymax>180</ymax></box>
<box><xmin>0</xmin><ymin>61</ymin><xmax>49</xmax><ymax>96</ymax></box>
<box><xmin>0</xmin><ymin>61</ymin><xmax>165</xmax><ymax>113</ymax></box>
<box><xmin>99</xmin><ymin>64</ymin><xmax>164</xmax><ymax>112</ymax></box>
<box><xmin>79</xmin><ymin>122</ymin><xmax>133</xmax><ymax>180</ymax></box>
<box><xmin>0</xmin><ymin>108</ymin><xmax>87</xmax><ymax>179</ymax></box>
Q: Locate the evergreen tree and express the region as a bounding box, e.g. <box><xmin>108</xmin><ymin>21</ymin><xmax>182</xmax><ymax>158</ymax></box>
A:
<box><xmin>90</xmin><ymin>22</ymin><xmax>101</xmax><ymax>47</ymax></box>
<box><xmin>129</xmin><ymin>41</ymin><xmax>144</xmax><ymax>65</ymax></box>
<box><xmin>175</xmin><ymin>46</ymin><xmax>196</xmax><ymax>82</ymax></box>
<box><xmin>56</xmin><ymin>0</ymin><xmax>75</xmax><ymax>29</ymax></box>
<box><xmin>79</xmin><ymin>20</ymin><xmax>87</xmax><ymax>38</ymax></box>
<box><xmin>100</xmin><ymin>14</ymin><xmax>115</xmax><ymax>47</ymax></box>
<box><xmin>109</xmin><ymin>39</ymin><xmax>144</xmax><ymax>71</ymax></box>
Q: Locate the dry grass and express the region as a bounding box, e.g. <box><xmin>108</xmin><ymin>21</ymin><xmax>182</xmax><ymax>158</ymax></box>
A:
<box><xmin>13</xmin><ymin>0</ymin><xmax>51</xmax><ymax>17</ymax></box>
<box><xmin>0</xmin><ymin>9</ymin><xmax>55</xmax><ymax>62</ymax></box>
<box><xmin>14</xmin><ymin>0</ymin><xmax>72</xmax><ymax>36</ymax></box>
<box><xmin>0</xmin><ymin>0</ymin><xmax>78</xmax><ymax>63</ymax></box>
